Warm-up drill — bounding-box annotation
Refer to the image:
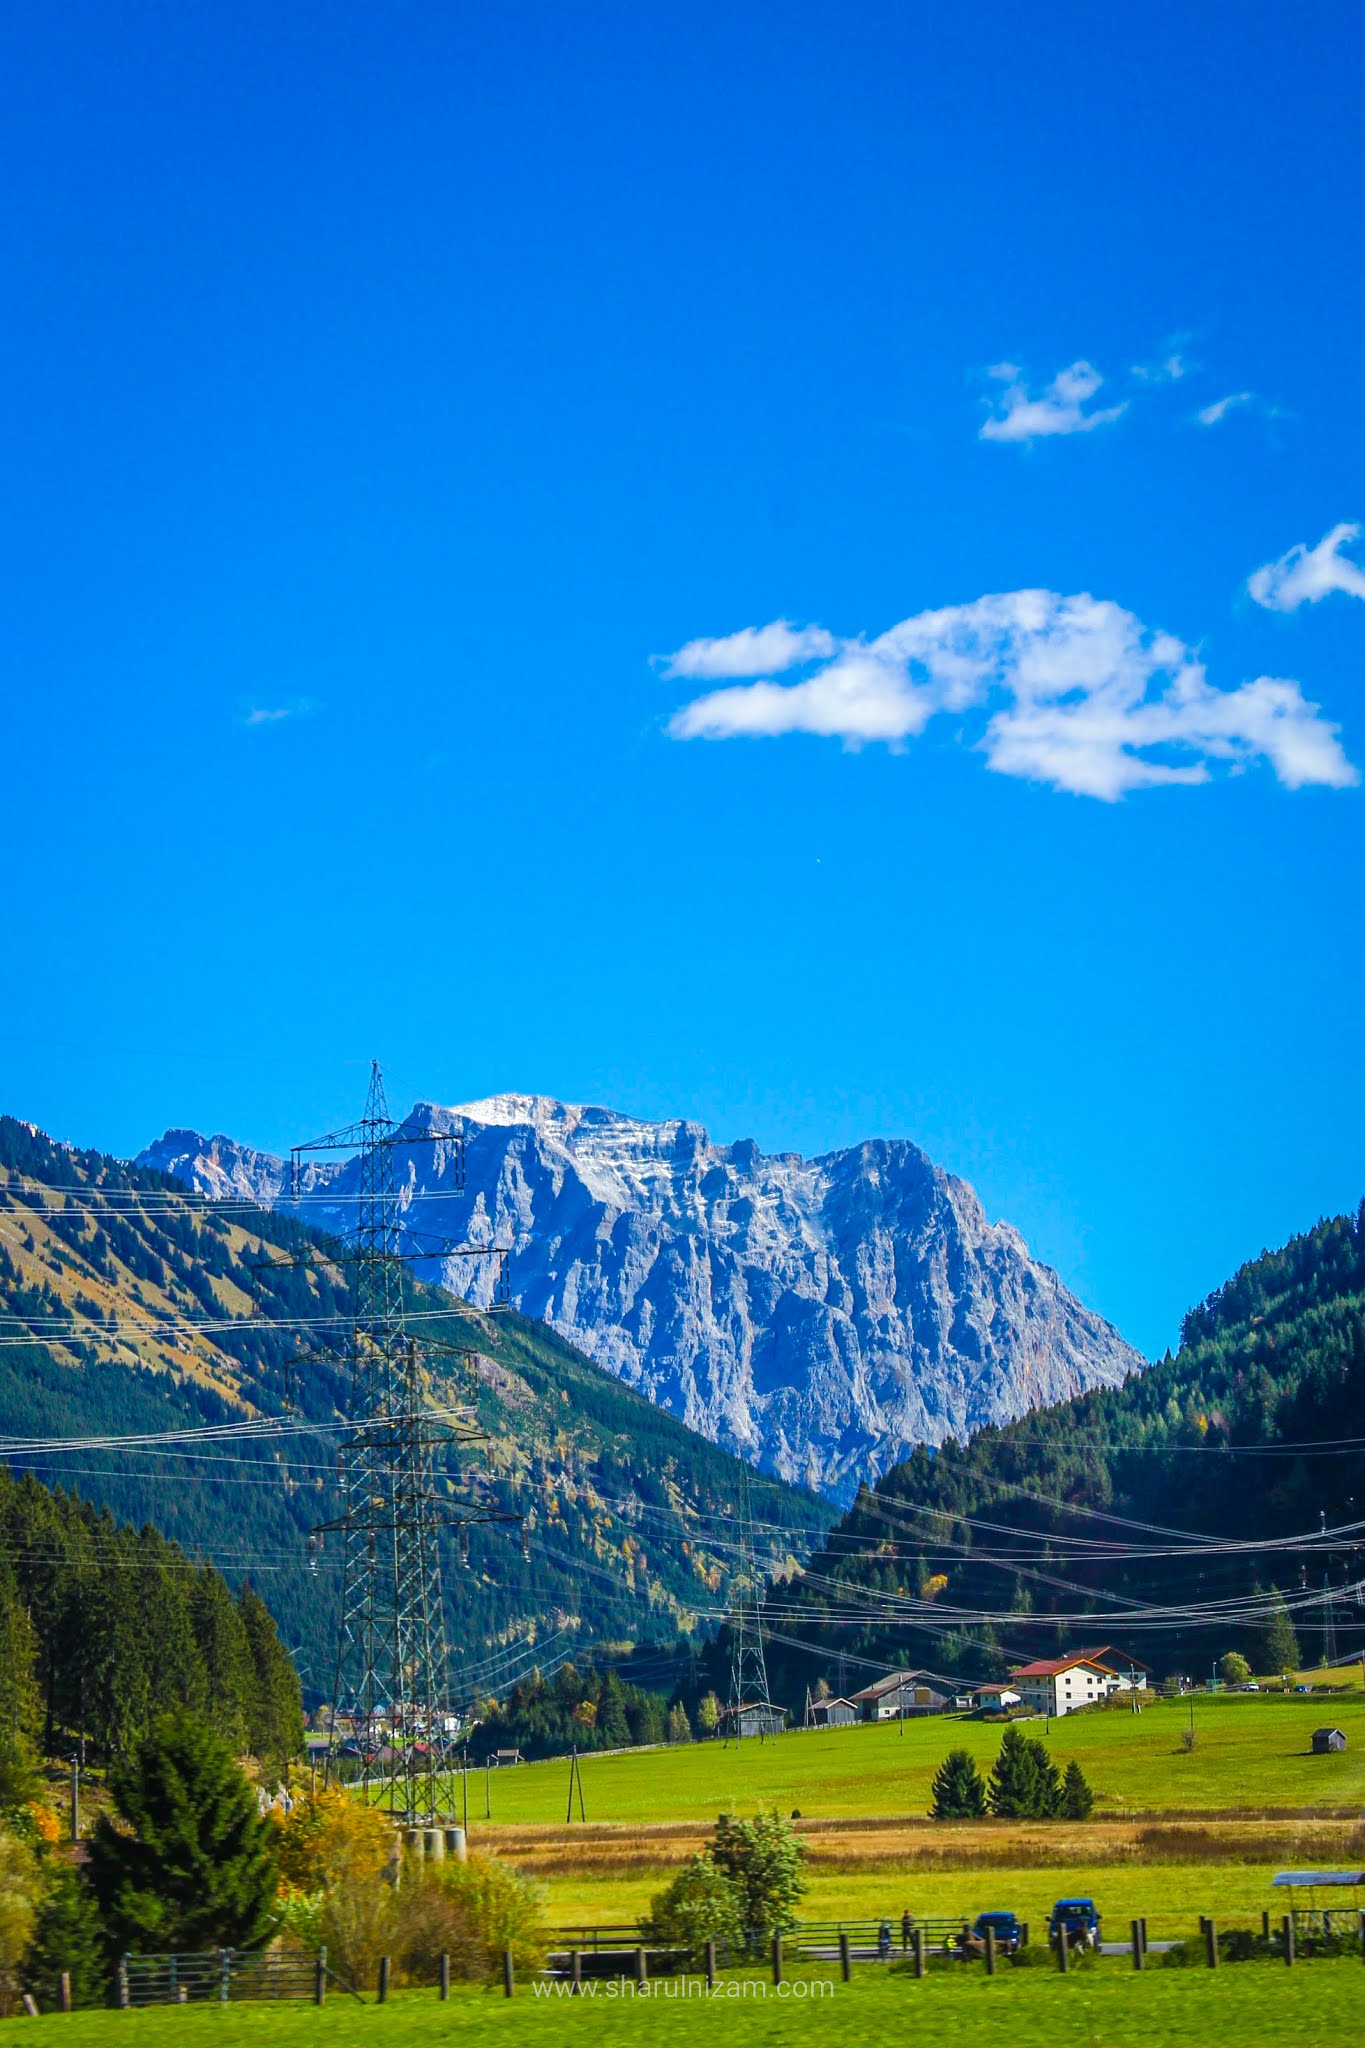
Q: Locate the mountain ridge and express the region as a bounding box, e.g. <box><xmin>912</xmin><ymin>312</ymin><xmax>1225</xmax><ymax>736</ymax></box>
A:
<box><xmin>140</xmin><ymin>1094</ymin><xmax>1144</xmax><ymax>1504</ymax></box>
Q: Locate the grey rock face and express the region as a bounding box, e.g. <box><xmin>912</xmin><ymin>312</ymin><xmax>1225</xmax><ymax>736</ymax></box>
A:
<box><xmin>138</xmin><ymin>1095</ymin><xmax>1143</xmax><ymax>1503</ymax></box>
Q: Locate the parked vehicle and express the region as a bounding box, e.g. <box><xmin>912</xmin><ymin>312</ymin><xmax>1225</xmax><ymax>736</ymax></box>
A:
<box><xmin>973</xmin><ymin>1911</ymin><xmax>1025</xmax><ymax>1954</ymax></box>
<box><xmin>1049</xmin><ymin>1897</ymin><xmax>1101</xmax><ymax>1951</ymax></box>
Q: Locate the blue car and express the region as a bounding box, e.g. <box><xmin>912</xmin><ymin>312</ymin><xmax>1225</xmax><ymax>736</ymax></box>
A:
<box><xmin>1049</xmin><ymin>1898</ymin><xmax>1101</xmax><ymax>1950</ymax></box>
<box><xmin>972</xmin><ymin>1912</ymin><xmax>1025</xmax><ymax>1954</ymax></box>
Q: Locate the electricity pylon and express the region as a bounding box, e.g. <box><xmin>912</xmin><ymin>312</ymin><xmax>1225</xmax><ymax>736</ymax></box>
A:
<box><xmin>726</xmin><ymin>1455</ymin><xmax>776</xmax><ymax>1737</ymax></box>
<box><xmin>288</xmin><ymin>1063</ymin><xmax>514</xmax><ymax>1824</ymax></box>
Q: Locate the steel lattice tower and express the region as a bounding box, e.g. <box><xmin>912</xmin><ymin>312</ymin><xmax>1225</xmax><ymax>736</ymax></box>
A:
<box><xmin>727</xmin><ymin>1455</ymin><xmax>774</xmax><ymax>1733</ymax></box>
<box><xmin>292</xmin><ymin>1063</ymin><xmax>512</xmax><ymax>1825</ymax></box>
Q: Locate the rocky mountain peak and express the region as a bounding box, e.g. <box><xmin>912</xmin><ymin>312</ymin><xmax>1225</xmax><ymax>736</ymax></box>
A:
<box><xmin>138</xmin><ymin>1097</ymin><xmax>1143</xmax><ymax>1503</ymax></box>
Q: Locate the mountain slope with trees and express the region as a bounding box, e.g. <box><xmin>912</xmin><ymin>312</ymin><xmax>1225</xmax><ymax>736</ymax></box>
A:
<box><xmin>759</xmin><ymin>1202</ymin><xmax>1365</xmax><ymax>1698</ymax></box>
<box><xmin>0</xmin><ymin>1115</ymin><xmax>828</xmax><ymax>1706</ymax></box>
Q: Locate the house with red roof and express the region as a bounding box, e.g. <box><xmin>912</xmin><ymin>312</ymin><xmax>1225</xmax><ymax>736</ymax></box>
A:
<box><xmin>1007</xmin><ymin>1651</ymin><xmax>1133</xmax><ymax>1718</ymax></box>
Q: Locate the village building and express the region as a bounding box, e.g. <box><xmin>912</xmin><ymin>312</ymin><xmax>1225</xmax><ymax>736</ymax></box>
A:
<box><xmin>850</xmin><ymin>1670</ymin><xmax>951</xmax><ymax>1720</ymax></box>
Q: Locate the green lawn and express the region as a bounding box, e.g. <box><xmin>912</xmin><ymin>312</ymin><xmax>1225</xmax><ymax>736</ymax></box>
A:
<box><xmin>450</xmin><ymin>1694</ymin><xmax>1365</xmax><ymax>1828</ymax></box>
<box><xmin>32</xmin><ymin>1959</ymin><xmax>1365</xmax><ymax>2048</ymax></box>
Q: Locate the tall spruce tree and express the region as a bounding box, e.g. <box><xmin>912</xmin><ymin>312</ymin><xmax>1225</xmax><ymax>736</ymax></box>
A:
<box><xmin>1260</xmin><ymin>1594</ymin><xmax>1301</xmax><ymax>1677</ymax></box>
<box><xmin>239</xmin><ymin>1586</ymin><xmax>302</xmax><ymax>1773</ymax></box>
<box><xmin>1060</xmin><ymin>1759</ymin><xmax>1094</xmax><ymax>1820</ymax></box>
<box><xmin>89</xmin><ymin>1711</ymin><xmax>280</xmax><ymax>1953</ymax></box>
<box><xmin>987</xmin><ymin>1726</ymin><xmax>1041</xmax><ymax>1818</ymax></box>
<box><xmin>930</xmin><ymin>1748</ymin><xmax>988</xmax><ymax>1820</ymax></box>
<box><xmin>21</xmin><ymin>1867</ymin><xmax>109</xmax><ymax>2009</ymax></box>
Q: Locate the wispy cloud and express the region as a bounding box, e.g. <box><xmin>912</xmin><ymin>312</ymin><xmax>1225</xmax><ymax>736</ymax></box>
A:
<box><xmin>1196</xmin><ymin>391</ymin><xmax>1254</xmax><ymax>427</ymax></box>
<box><xmin>666</xmin><ymin>594</ymin><xmax>1356</xmax><ymax>802</ymax></box>
<box><xmin>239</xmin><ymin>699</ymin><xmax>315</xmax><ymax>729</ymax></box>
<box><xmin>1249</xmin><ymin>522</ymin><xmax>1365</xmax><ymax>612</ymax></box>
<box><xmin>979</xmin><ymin>361</ymin><xmax>1128</xmax><ymax>443</ymax></box>
<box><xmin>661</xmin><ymin>620</ymin><xmax>836</xmax><ymax>680</ymax></box>
<box><xmin>1132</xmin><ymin>349</ymin><xmax>1190</xmax><ymax>384</ymax></box>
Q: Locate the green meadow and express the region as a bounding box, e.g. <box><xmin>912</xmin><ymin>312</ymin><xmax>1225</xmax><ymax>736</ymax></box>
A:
<box><xmin>29</xmin><ymin>1959</ymin><xmax>1365</xmax><ymax>2048</ymax></box>
<box><xmin>446</xmin><ymin>1693</ymin><xmax>1365</xmax><ymax>1829</ymax></box>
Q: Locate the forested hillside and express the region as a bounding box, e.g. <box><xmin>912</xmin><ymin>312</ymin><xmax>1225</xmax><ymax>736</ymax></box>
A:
<box><xmin>760</xmin><ymin>1202</ymin><xmax>1365</xmax><ymax>1698</ymax></box>
<box><xmin>0</xmin><ymin>1116</ymin><xmax>828</xmax><ymax>1706</ymax></box>
<box><xmin>0</xmin><ymin>1467</ymin><xmax>302</xmax><ymax>1769</ymax></box>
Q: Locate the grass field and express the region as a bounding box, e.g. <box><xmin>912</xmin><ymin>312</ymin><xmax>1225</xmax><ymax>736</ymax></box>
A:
<box><xmin>27</xmin><ymin>1960</ymin><xmax>1365</xmax><ymax>2048</ymax></box>
<box><xmin>446</xmin><ymin>1693</ymin><xmax>1365</xmax><ymax>1829</ymax></box>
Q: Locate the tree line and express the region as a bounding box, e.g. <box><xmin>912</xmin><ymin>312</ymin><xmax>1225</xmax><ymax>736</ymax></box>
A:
<box><xmin>0</xmin><ymin>1468</ymin><xmax>302</xmax><ymax>1772</ymax></box>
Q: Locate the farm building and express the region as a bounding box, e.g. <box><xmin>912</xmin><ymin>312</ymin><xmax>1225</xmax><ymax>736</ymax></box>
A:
<box><xmin>972</xmin><ymin>1683</ymin><xmax>1022</xmax><ymax>1710</ymax></box>
<box><xmin>722</xmin><ymin>1702</ymin><xmax>786</xmax><ymax>1737</ymax></box>
<box><xmin>1072</xmin><ymin>1645</ymin><xmax>1150</xmax><ymax>1689</ymax></box>
<box><xmin>810</xmin><ymin>1696</ymin><xmax>858</xmax><ymax>1728</ymax></box>
<box><xmin>851</xmin><ymin>1671</ymin><xmax>951</xmax><ymax>1720</ymax></box>
<box><xmin>1312</xmin><ymin>1727</ymin><xmax>1347</xmax><ymax>1753</ymax></box>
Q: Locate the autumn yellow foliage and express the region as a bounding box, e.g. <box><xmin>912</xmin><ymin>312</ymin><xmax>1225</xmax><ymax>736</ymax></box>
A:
<box><xmin>275</xmin><ymin>1787</ymin><xmax>395</xmax><ymax>1891</ymax></box>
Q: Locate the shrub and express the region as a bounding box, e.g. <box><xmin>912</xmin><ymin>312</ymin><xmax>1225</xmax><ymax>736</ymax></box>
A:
<box><xmin>1219</xmin><ymin>1652</ymin><xmax>1251</xmax><ymax>1686</ymax></box>
<box><xmin>644</xmin><ymin>1854</ymin><xmax>744</xmax><ymax>1961</ymax></box>
<box><xmin>930</xmin><ymin>1749</ymin><xmax>988</xmax><ymax>1820</ymax></box>
<box><xmin>277</xmin><ymin>1787</ymin><xmax>395</xmax><ymax>1892</ymax></box>
<box><xmin>436</xmin><ymin>1854</ymin><xmax>547</xmax><ymax>1979</ymax></box>
<box><xmin>0</xmin><ymin>1827</ymin><xmax>39</xmax><ymax>2018</ymax></box>
<box><xmin>710</xmin><ymin>1810</ymin><xmax>806</xmax><ymax>1942</ymax></box>
<box><xmin>88</xmin><ymin>1710</ymin><xmax>280</xmax><ymax>1954</ymax></box>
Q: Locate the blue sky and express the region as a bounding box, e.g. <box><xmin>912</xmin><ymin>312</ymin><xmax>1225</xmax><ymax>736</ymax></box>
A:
<box><xmin>2</xmin><ymin>0</ymin><xmax>1363</xmax><ymax>1360</ymax></box>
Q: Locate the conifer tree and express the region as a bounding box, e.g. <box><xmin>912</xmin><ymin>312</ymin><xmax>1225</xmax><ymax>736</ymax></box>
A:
<box><xmin>89</xmin><ymin>1710</ymin><xmax>280</xmax><ymax>1953</ymax></box>
<box><xmin>189</xmin><ymin>1570</ymin><xmax>252</xmax><ymax>1752</ymax></box>
<box><xmin>1060</xmin><ymin>1759</ymin><xmax>1094</xmax><ymax>1820</ymax></box>
<box><xmin>1260</xmin><ymin>1595</ymin><xmax>1300</xmax><ymax>1678</ymax></box>
<box><xmin>930</xmin><ymin>1748</ymin><xmax>987</xmax><ymax>1819</ymax></box>
<box><xmin>21</xmin><ymin>1867</ymin><xmax>109</xmax><ymax>2009</ymax></box>
<box><xmin>239</xmin><ymin>1586</ymin><xmax>303</xmax><ymax>1774</ymax></box>
<box><xmin>987</xmin><ymin>1725</ymin><xmax>1040</xmax><ymax>1818</ymax></box>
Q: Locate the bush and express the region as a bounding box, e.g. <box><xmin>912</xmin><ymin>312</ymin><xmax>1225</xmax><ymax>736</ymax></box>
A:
<box><xmin>1219</xmin><ymin>1652</ymin><xmax>1252</xmax><ymax>1686</ymax></box>
<box><xmin>277</xmin><ymin>1788</ymin><xmax>395</xmax><ymax>1892</ymax></box>
<box><xmin>710</xmin><ymin>1810</ymin><xmax>806</xmax><ymax>1942</ymax></box>
<box><xmin>88</xmin><ymin>1710</ymin><xmax>280</xmax><ymax>1954</ymax></box>
<box><xmin>644</xmin><ymin>1854</ymin><xmax>744</xmax><ymax>1961</ymax></box>
<box><xmin>0</xmin><ymin>1827</ymin><xmax>39</xmax><ymax>2018</ymax></box>
<box><xmin>930</xmin><ymin>1749</ymin><xmax>988</xmax><ymax>1820</ymax></box>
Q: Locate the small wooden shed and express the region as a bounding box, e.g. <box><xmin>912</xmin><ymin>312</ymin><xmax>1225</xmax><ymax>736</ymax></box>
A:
<box><xmin>1311</xmin><ymin>1726</ymin><xmax>1347</xmax><ymax>1753</ymax></box>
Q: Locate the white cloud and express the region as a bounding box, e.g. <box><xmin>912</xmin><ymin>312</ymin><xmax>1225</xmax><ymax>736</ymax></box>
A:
<box><xmin>666</xmin><ymin>592</ymin><xmax>1357</xmax><ymax>801</ymax></box>
<box><xmin>979</xmin><ymin>361</ymin><xmax>1128</xmax><ymax>443</ymax></box>
<box><xmin>660</xmin><ymin>620</ymin><xmax>836</xmax><ymax>680</ymax></box>
<box><xmin>1248</xmin><ymin>522</ymin><xmax>1365</xmax><ymax>611</ymax></box>
<box><xmin>1196</xmin><ymin>391</ymin><xmax>1254</xmax><ymax>427</ymax></box>
<box><xmin>1132</xmin><ymin>350</ymin><xmax>1189</xmax><ymax>384</ymax></box>
<box><xmin>245</xmin><ymin>706</ymin><xmax>293</xmax><ymax>726</ymax></box>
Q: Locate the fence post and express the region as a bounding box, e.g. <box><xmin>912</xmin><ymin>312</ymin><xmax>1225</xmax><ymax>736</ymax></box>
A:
<box><xmin>219</xmin><ymin>1950</ymin><xmax>231</xmax><ymax>2006</ymax></box>
<box><xmin>913</xmin><ymin>1929</ymin><xmax>926</xmax><ymax>1979</ymax></box>
<box><xmin>377</xmin><ymin>1955</ymin><xmax>390</xmax><ymax>2003</ymax></box>
<box><xmin>1139</xmin><ymin>1917</ymin><xmax>1147</xmax><ymax>1961</ymax></box>
<box><xmin>117</xmin><ymin>1960</ymin><xmax>129</xmax><ymax>2010</ymax></box>
<box><xmin>570</xmin><ymin>1950</ymin><xmax>582</xmax><ymax>1996</ymax></box>
<box><xmin>634</xmin><ymin>1945</ymin><xmax>648</xmax><ymax>1985</ymax></box>
<box><xmin>314</xmin><ymin>1957</ymin><xmax>327</xmax><ymax>2006</ymax></box>
<box><xmin>1019</xmin><ymin>1922</ymin><xmax>1029</xmax><ymax>1951</ymax></box>
<box><xmin>705</xmin><ymin>1940</ymin><xmax>716</xmax><ymax>1990</ymax></box>
<box><xmin>1130</xmin><ymin>1919</ymin><xmax>1143</xmax><ymax>1970</ymax></box>
<box><xmin>772</xmin><ymin>1935</ymin><xmax>783</xmax><ymax>1985</ymax></box>
<box><xmin>984</xmin><ymin>1926</ymin><xmax>996</xmax><ymax>1977</ymax></box>
<box><xmin>502</xmin><ymin>1950</ymin><xmax>514</xmax><ymax>1998</ymax></box>
<box><xmin>59</xmin><ymin>1972</ymin><xmax>72</xmax><ymax>2013</ymax></box>
<box><xmin>1204</xmin><ymin>1918</ymin><xmax>1218</xmax><ymax>1969</ymax></box>
<box><xmin>439</xmin><ymin>1951</ymin><xmax>450</xmax><ymax>2000</ymax></box>
<box><xmin>1262</xmin><ymin>1910</ymin><xmax>1271</xmax><ymax>1941</ymax></box>
<box><xmin>839</xmin><ymin>1932</ymin><xmax>850</xmax><ymax>1982</ymax></box>
<box><xmin>1057</xmin><ymin>1930</ymin><xmax>1069</xmax><ymax>1973</ymax></box>
<box><xmin>1282</xmin><ymin>1914</ymin><xmax>1295</xmax><ymax>1966</ymax></box>
<box><xmin>1359</xmin><ymin>1908</ymin><xmax>1365</xmax><ymax>1961</ymax></box>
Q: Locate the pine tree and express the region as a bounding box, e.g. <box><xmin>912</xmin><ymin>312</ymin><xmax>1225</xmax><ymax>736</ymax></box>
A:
<box><xmin>1025</xmin><ymin>1736</ymin><xmax>1064</xmax><ymax>1817</ymax></box>
<box><xmin>668</xmin><ymin>1702</ymin><xmax>692</xmax><ymax>1743</ymax></box>
<box><xmin>21</xmin><ymin>1867</ymin><xmax>109</xmax><ymax>2009</ymax></box>
<box><xmin>239</xmin><ymin>1586</ymin><xmax>303</xmax><ymax>1774</ymax></box>
<box><xmin>1059</xmin><ymin>1759</ymin><xmax>1094</xmax><ymax>1820</ymax></box>
<box><xmin>987</xmin><ymin>1725</ymin><xmax>1041</xmax><ymax>1818</ymax></box>
<box><xmin>1260</xmin><ymin>1595</ymin><xmax>1300</xmax><ymax>1679</ymax></box>
<box><xmin>930</xmin><ymin>1748</ymin><xmax>987</xmax><ymax>1820</ymax></box>
<box><xmin>189</xmin><ymin>1570</ymin><xmax>253</xmax><ymax>1752</ymax></box>
<box><xmin>0</xmin><ymin>1554</ymin><xmax>40</xmax><ymax>1746</ymax></box>
<box><xmin>89</xmin><ymin>1710</ymin><xmax>280</xmax><ymax>1953</ymax></box>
